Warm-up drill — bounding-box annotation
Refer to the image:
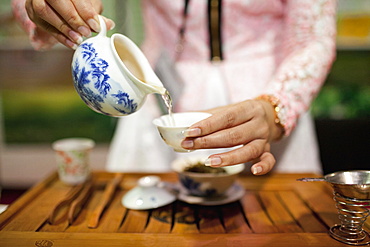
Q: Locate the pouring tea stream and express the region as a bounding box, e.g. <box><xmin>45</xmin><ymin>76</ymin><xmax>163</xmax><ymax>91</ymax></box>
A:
<box><xmin>72</xmin><ymin>15</ymin><xmax>173</xmax><ymax>120</ymax></box>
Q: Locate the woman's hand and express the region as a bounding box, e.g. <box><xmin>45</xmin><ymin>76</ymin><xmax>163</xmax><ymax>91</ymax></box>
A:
<box><xmin>25</xmin><ymin>0</ymin><xmax>115</xmax><ymax>49</ymax></box>
<box><xmin>181</xmin><ymin>99</ymin><xmax>283</xmax><ymax>175</ymax></box>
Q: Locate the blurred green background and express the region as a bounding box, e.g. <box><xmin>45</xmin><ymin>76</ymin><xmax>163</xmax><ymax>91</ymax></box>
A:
<box><xmin>311</xmin><ymin>50</ymin><xmax>370</xmax><ymax>119</ymax></box>
<box><xmin>0</xmin><ymin>0</ymin><xmax>369</xmax><ymax>144</ymax></box>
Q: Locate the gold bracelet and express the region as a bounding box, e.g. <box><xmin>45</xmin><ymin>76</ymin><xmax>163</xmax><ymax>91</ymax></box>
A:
<box><xmin>256</xmin><ymin>94</ymin><xmax>285</xmax><ymax>138</ymax></box>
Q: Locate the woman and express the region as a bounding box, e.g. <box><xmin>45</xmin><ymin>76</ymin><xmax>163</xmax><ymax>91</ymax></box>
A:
<box><xmin>12</xmin><ymin>0</ymin><xmax>337</xmax><ymax>175</ymax></box>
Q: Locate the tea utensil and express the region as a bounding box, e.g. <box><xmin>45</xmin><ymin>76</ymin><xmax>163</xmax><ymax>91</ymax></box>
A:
<box><xmin>298</xmin><ymin>170</ymin><xmax>370</xmax><ymax>200</ymax></box>
<box><xmin>72</xmin><ymin>15</ymin><xmax>167</xmax><ymax>117</ymax></box>
<box><xmin>48</xmin><ymin>182</ymin><xmax>85</xmax><ymax>225</ymax></box>
<box><xmin>296</xmin><ymin>177</ymin><xmax>325</xmax><ymax>182</ymax></box>
<box><xmin>298</xmin><ymin>170</ymin><xmax>370</xmax><ymax>245</ymax></box>
<box><xmin>88</xmin><ymin>173</ymin><xmax>123</xmax><ymax>228</ymax></box>
<box><xmin>67</xmin><ymin>180</ymin><xmax>94</xmax><ymax>225</ymax></box>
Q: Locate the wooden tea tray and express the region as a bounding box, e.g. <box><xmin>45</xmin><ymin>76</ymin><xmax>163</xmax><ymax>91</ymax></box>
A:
<box><xmin>1</xmin><ymin>171</ymin><xmax>367</xmax><ymax>246</ymax></box>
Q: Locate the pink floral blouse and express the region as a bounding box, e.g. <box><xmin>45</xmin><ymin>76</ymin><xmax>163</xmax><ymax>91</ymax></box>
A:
<box><xmin>12</xmin><ymin>0</ymin><xmax>337</xmax><ymax>136</ymax></box>
<box><xmin>140</xmin><ymin>0</ymin><xmax>337</xmax><ymax>136</ymax></box>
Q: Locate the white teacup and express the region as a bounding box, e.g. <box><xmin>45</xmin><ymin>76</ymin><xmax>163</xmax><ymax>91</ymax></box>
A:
<box><xmin>153</xmin><ymin>112</ymin><xmax>212</xmax><ymax>152</ymax></box>
<box><xmin>52</xmin><ymin>138</ymin><xmax>95</xmax><ymax>185</ymax></box>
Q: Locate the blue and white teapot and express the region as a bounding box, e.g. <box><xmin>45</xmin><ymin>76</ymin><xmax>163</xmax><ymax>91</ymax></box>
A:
<box><xmin>72</xmin><ymin>16</ymin><xmax>166</xmax><ymax>116</ymax></box>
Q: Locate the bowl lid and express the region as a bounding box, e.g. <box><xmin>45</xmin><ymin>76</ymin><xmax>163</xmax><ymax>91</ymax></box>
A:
<box><xmin>121</xmin><ymin>176</ymin><xmax>176</xmax><ymax>210</ymax></box>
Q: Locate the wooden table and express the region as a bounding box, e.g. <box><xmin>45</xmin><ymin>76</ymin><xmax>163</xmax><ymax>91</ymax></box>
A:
<box><xmin>1</xmin><ymin>171</ymin><xmax>368</xmax><ymax>246</ymax></box>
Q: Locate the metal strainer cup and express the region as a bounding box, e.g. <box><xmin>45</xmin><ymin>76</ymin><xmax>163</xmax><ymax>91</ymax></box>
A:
<box><xmin>298</xmin><ymin>170</ymin><xmax>370</xmax><ymax>246</ymax></box>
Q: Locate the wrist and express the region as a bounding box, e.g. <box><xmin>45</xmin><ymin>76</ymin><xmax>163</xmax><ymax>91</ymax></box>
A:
<box><xmin>255</xmin><ymin>95</ymin><xmax>285</xmax><ymax>141</ymax></box>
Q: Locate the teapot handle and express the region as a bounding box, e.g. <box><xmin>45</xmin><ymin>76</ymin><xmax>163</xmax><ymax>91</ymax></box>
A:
<box><xmin>96</xmin><ymin>15</ymin><xmax>107</xmax><ymax>37</ymax></box>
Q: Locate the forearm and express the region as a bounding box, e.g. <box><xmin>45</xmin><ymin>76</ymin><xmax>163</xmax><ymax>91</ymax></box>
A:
<box><xmin>264</xmin><ymin>0</ymin><xmax>337</xmax><ymax>136</ymax></box>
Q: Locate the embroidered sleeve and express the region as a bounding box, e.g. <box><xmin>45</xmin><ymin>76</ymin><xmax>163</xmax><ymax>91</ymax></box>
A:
<box><xmin>11</xmin><ymin>0</ymin><xmax>58</xmax><ymax>50</ymax></box>
<box><xmin>265</xmin><ymin>0</ymin><xmax>337</xmax><ymax>136</ymax></box>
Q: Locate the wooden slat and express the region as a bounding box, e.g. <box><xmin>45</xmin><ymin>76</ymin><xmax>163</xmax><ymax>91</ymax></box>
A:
<box><xmin>87</xmin><ymin>190</ymin><xmax>127</xmax><ymax>233</ymax></box>
<box><xmin>278</xmin><ymin>191</ymin><xmax>328</xmax><ymax>233</ymax></box>
<box><xmin>296</xmin><ymin>188</ymin><xmax>341</xmax><ymax>228</ymax></box>
<box><xmin>38</xmin><ymin>219</ymin><xmax>69</xmax><ymax>232</ymax></box>
<box><xmin>118</xmin><ymin>209</ymin><xmax>149</xmax><ymax>233</ymax></box>
<box><xmin>240</xmin><ymin>191</ymin><xmax>278</xmax><ymax>233</ymax></box>
<box><xmin>364</xmin><ymin>213</ymin><xmax>370</xmax><ymax>231</ymax></box>
<box><xmin>0</xmin><ymin>232</ymin><xmax>350</xmax><ymax>247</ymax></box>
<box><xmin>197</xmin><ymin>206</ymin><xmax>225</xmax><ymax>234</ymax></box>
<box><xmin>259</xmin><ymin>191</ymin><xmax>302</xmax><ymax>233</ymax></box>
<box><xmin>144</xmin><ymin>204</ymin><xmax>172</xmax><ymax>233</ymax></box>
<box><xmin>221</xmin><ymin>202</ymin><xmax>252</xmax><ymax>233</ymax></box>
<box><xmin>87</xmin><ymin>173</ymin><xmax>123</xmax><ymax>229</ymax></box>
<box><xmin>1</xmin><ymin>180</ymin><xmax>71</xmax><ymax>231</ymax></box>
<box><xmin>238</xmin><ymin>173</ymin><xmax>325</xmax><ymax>191</ymax></box>
<box><xmin>171</xmin><ymin>201</ymin><xmax>199</xmax><ymax>234</ymax></box>
<box><xmin>0</xmin><ymin>172</ymin><xmax>58</xmax><ymax>230</ymax></box>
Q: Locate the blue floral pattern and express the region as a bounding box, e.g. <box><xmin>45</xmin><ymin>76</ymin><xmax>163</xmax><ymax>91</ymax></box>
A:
<box><xmin>112</xmin><ymin>90</ymin><xmax>138</xmax><ymax>115</ymax></box>
<box><xmin>72</xmin><ymin>43</ymin><xmax>138</xmax><ymax>116</ymax></box>
<box><xmin>180</xmin><ymin>175</ymin><xmax>218</xmax><ymax>197</ymax></box>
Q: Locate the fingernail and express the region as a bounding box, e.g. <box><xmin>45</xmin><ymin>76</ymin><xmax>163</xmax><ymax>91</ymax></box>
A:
<box><xmin>108</xmin><ymin>20</ymin><xmax>116</xmax><ymax>30</ymax></box>
<box><xmin>66</xmin><ymin>39</ymin><xmax>78</xmax><ymax>50</ymax></box>
<box><xmin>183</xmin><ymin>128</ymin><xmax>201</xmax><ymax>137</ymax></box>
<box><xmin>252</xmin><ymin>166</ymin><xmax>263</xmax><ymax>175</ymax></box>
<box><xmin>181</xmin><ymin>140</ymin><xmax>194</xmax><ymax>148</ymax></box>
<box><xmin>87</xmin><ymin>18</ymin><xmax>100</xmax><ymax>32</ymax></box>
<box><xmin>205</xmin><ymin>156</ymin><xmax>222</xmax><ymax>167</ymax></box>
<box><xmin>68</xmin><ymin>30</ymin><xmax>83</xmax><ymax>44</ymax></box>
<box><xmin>78</xmin><ymin>26</ymin><xmax>91</xmax><ymax>37</ymax></box>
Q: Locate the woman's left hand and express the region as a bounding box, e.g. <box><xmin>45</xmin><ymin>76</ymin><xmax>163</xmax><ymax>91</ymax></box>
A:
<box><xmin>181</xmin><ymin>99</ymin><xmax>283</xmax><ymax>175</ymax></box>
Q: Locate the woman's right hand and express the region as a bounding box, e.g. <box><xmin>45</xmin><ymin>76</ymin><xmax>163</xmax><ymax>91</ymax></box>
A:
<box><xmin>25</xmin><ymin>0</ymin><xmax>115</xmax><ymax>49</ymax></box>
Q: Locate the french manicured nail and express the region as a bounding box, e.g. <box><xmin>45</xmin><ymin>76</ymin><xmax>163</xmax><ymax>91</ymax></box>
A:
<box><xmin>68</xmin><ymin>30</ymin><xmax>83</xmax><ymax>44</ymax></box>
<box><xmin>181</xmin><ymin>140</ymin><xmax>194</xmax><ymax>148</ymax></box>
<box><xmin>78</xmin><ymin>26</ymin><xmax>91</xmax><ymax>37</ymax></box>
<box><xmin>65</xmin><ymin>39</ymin><xmax>78</xmax><ymax>50</ymax></box>
<box><xmin>252</xmin><ymin>166</ymin><xmax>263</xmax><ymax>175</ymax></box>
<box><xmin>183</xmin><ymin>128</ymin><xmax>201</xmax><ymax>137</ymax></box>
<box><xmin>108</xmin><ymin>20</ymin><xmax>116</xmax><ymax>30</ymax></box>
<box><xmin>87</xmin><ymin>18</ymin><xmax>100</xmax><ymax>32</ymax></box>
<box><xmin>205</xmin><ymin>156</ymin><xmax>222</xmax><ymax>167</ymax></box>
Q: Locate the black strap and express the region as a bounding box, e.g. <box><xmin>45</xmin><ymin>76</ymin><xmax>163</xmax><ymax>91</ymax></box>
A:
<box><xmin>179</xmin><ymin>0</ymin><xmax>190</xmax><ymax>40</ymax></box>
<box><xmin>207</xmin><ymin>0</ymin><xmax>223</xmax><ymax>61</ymax></box>
<box><xmin>177</xmin><ymin>0</ymin><xmax>223</xmax><ymax>61</ymax></box>
<box><xmin>175</xmin><ymin>0</ymin><xmax>190</xmax><ymax>57</ymax></box>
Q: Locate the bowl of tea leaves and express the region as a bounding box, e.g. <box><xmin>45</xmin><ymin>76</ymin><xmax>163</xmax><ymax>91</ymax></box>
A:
<box><xmin>171</xmin><ymin>157</ymin><xmax>244</xmax><ymax>197</ymax></box>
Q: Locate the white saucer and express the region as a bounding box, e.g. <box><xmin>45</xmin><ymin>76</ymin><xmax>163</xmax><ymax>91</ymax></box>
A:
<box><xmin>177</xmin><ymin>183</ymin><xmax>245</xmax><ymax>206</ymax></box>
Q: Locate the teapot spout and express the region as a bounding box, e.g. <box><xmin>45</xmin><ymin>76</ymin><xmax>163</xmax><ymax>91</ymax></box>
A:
<box><xmin>111</xmin><ymin>33</ymin><xmax>167</xmax><ymax>96</ymax></box>
<box><xmin>132</xmin><ymin>64</ymin><xmax>168</xmax><ymax>95</ymax></box>
<box><xmin>142</xmin><ymin>83</ymin><xmax>167</xmax><ymax>95</ymax></box>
